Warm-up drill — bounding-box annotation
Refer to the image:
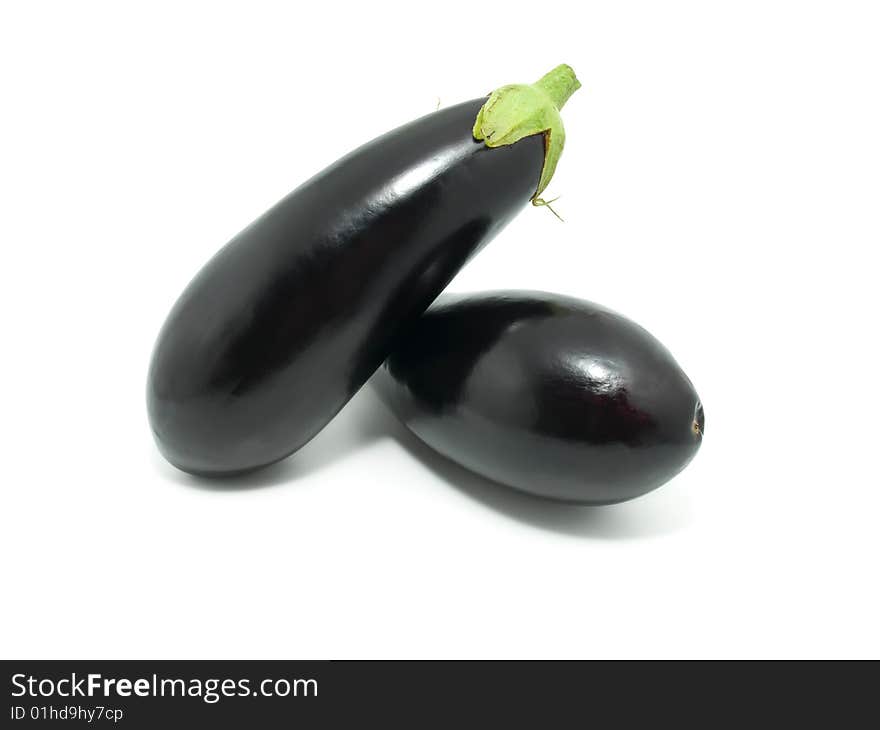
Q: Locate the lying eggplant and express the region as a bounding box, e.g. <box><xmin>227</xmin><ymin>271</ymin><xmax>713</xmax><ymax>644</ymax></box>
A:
<box><xmin>147</xmin><ymin>65</ymin><xmax>580</xmax><ymax>476</ymax></box>
<box><xmin>373</xmin><ymin>291</ymin><xmax>704</xmax><ymax>504</ymax></box>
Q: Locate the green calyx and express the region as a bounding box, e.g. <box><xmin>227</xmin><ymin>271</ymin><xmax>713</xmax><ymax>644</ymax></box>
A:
<box><xmin>472</xmin><ymin>64</ymin><xmax>581</xmax><ymax>204</ymax></box>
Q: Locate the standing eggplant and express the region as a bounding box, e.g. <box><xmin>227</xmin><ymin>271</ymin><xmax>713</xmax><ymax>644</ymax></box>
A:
<box><xmin>374</xmin><ymin>291</ymin><xmax>704</xmax><ymax>504</ymax></box>
<box><xmin>148</xmin><ymin>65</ymin><xmax>580</xmax><ymax>476</ymax></box>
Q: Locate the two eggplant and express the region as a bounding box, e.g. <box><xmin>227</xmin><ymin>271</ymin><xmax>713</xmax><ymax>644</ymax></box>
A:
<box><xmin>148</xmin><ymin>63</ymin><xmax>704</xmax><ymax>503</ymax></box>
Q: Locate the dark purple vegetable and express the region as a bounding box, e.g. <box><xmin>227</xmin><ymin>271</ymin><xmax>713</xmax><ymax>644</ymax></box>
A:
<box><xmin>373</xmin><ymin>291</ymin><xmax>704</xmax><ymax>504</ymax></box>
<box><xmin>147</xmin><ymin>66</ymin><xmax>580</xmax><ymax>476</ymax></box>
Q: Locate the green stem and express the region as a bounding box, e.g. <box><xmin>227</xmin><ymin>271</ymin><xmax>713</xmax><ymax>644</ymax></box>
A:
<box><xmin>533</xmin><ymin>64</ymin><xmax>581</xmax><ymax>111</ymax></box>
<box><xmin>472</xmin><ymin>63</ymin><xmax>581</xmax><ymax>201</ymax></box>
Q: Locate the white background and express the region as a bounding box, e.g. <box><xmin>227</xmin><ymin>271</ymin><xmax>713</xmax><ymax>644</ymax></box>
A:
<box><xmin>1</xmin><ymin>1</ymin><xmax>878</xmax><ymax>659</ymax></box>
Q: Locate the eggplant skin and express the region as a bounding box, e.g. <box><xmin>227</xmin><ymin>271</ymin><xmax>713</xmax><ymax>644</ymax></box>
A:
<box><xmin>373</xmin><ymin>291</ymin><xmax>704</xmax><ymax>504</ymax></box>
<box><xmin>147</xmin><ymin>100</ymin><xmax>544</xmax><ymax>476</ymax></box>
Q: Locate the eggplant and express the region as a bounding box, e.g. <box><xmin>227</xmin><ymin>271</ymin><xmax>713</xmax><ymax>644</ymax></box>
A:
<box><xmin>373</xmin><ymin>291</ymin><xmax>704</xmax><ymax>504</ymax></box>
<box><xmin>148</xmin><ymin>65</ymin><xmax>580</xmax><ymax>476</ymax></box>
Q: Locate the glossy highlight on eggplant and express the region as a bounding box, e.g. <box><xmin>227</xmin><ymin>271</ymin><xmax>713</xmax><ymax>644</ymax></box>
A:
<box><xmin>373</xmin><ymin>291</ymin><xmax>704</xmax><ymax>504</ymax></box>
<box><xmin>148</xmin><ymin>65</ymin><xmax>580</xmax><ymax>476</ymax></box>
